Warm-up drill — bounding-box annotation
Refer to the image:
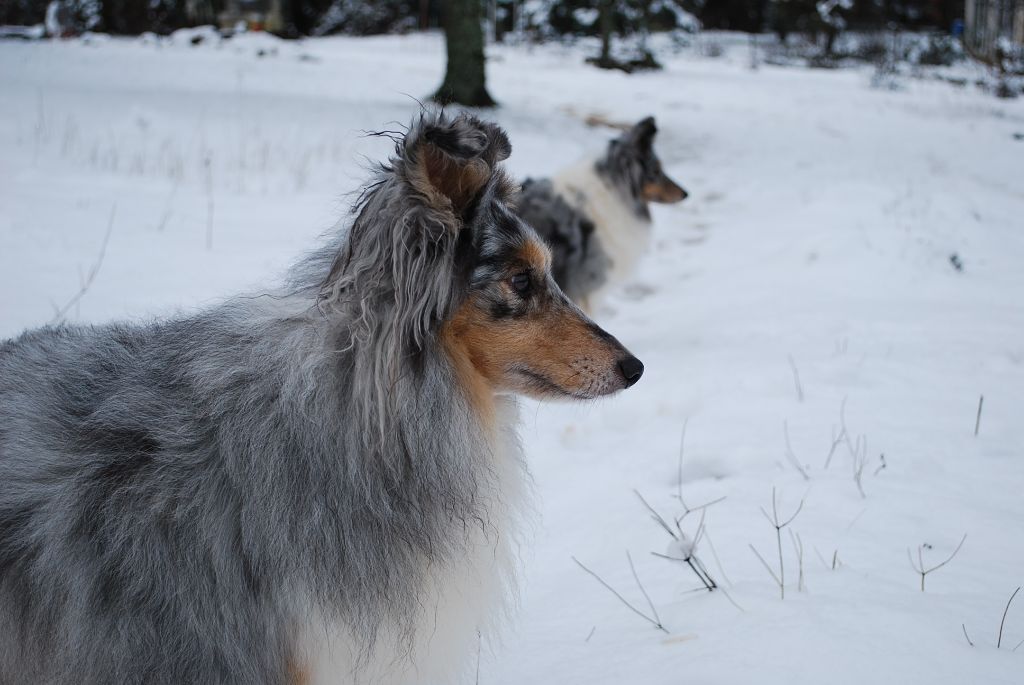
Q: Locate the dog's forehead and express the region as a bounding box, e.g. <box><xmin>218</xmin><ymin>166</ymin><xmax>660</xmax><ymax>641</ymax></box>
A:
<box><xmin>467</xmin><ymin>197</ymin><xmax>549</xmax><ymax>285</ymax></box>
<box><xmin>477</xmin><ymin>199</ymin><xmax>530</xmax><ymax>255</ymax></box>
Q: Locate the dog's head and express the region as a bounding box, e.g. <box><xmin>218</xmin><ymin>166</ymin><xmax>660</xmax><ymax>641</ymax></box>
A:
<box><xmin>336</xmin><ymin>111</ymin><xmax>643</xmax><ymax>402</ymax></box>
<box><xmin>443</xmin><ymin>204</ymin><xmax>644</xmax><ymax>400</ymax></box>
<box><xmin>603</xmin><ymin>116</ymin><xmax>687</xmax><ymax>207</ymax></box>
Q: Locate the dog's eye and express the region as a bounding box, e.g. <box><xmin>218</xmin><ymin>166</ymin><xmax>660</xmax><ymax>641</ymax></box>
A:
<box><xmin>509</xmin><ymin>272</ymin><xmax>531</xmax><ymax>296</ymax></box>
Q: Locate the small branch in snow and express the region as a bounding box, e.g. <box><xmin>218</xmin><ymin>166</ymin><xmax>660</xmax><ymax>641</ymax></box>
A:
<box><xmin>788</xmin><ymin>529</ymin><xmax>806</xmax><ymax>593</ymax></box>
<box><xmin>749</xmin><ymin>544</ymin><xmax>781</xmax><ymax>586</ymax></box>
<box><xmin>814</xmin><ymin>546</ymin><xmax>842</xmax><ymax>571</ymax></box>
<box><xmin>638</xmin><ymin>490</ymin><xmax>717</xmax><ymax>592</ymax></box>
<box><xmin>824</xmin><ymin>397</ymin><xmax>849</xmax><ymax>469</ymax></box>
<box><xmin>584</xmin><ymin>626</ymin><xmax>596</xmax><ymax>642</ymax></box>
<box><xmin>852</xmin><ymin>442</ymin><xmax>868</xmax><ymax>499</ymax></box>
<box><xmin>753</xmin><ymin>487</ymin><xmax>804</xmax><ymax>599</ymax></box>
<box><xmin>783</xmin><ymin>420</ymin><xmax>810</xmax><ymax>481</ymax></box>
<box><xmin>997</xmin><ymin>586</ymin><xmax>1020</xmax><ymax>649</ymax></box>
<box><xmin>627</xmin><ymin>551</ymin><xmax>665</xmax><ymax>632</ymax></box>
<box><xmin>634</xmin><ymin>489</ymin><xmax>677</xmax><ymax>540</ymax></box>
<box><xmin>787</xmin><ymin>354</ymin><xmax>804</xmax><ymax>402</ymax></box>
<box><xmin>475</xmin><ymin>630</ymin><xmax>482</xmax><ymax>685</ymax></box>
<box><xmin>702</xmin><ymin>528</ymin><xmax>733</xmax><ymax>587</ymax></box>
<box><xmin>962</xmin><ymin>623</ymin><xmax>974</xmax><ymax>647</ymax></box>
<box><xmin>908</xmin><ymin>534</ymin><xmax>967</xmax><ymax>592</ymax></box>
<box><xmin>975</xmin><ymin>395</ymin><xmax>984</xmax><ymax>437</ymax></box>
<box><xmin>676</xmin><ymin>419</ymin><xmax>688</xmax><ymax>504</ymax></box>
<box><xmin>673</xmin><ymin>421</ymin><xmax>727</xmax><ymax>516</ymax></box>
<box><xmin>50</xmin><ymin>204</ymin><xmax>116</xmax><ymax>325</ymax></box>
<box><xmin>873</xmin><ymin>454</ymin><xmax>887</xmax><ymax>477</ymax></box>
<box><xmin>572</xmin><ymin>555</ymin><xmax>669</xmax><ymax>634</ymax></box>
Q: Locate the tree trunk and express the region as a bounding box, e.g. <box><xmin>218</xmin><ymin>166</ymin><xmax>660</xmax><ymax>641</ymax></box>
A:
<box><xmin>599</xmin><ymin>0</ymin><xmax>613</xmax><ymax>62</ymax></box>
<box><xmin>434</xmin><ymin>0</ymin><xmax>496</xmax><ymax>107</ymax></box>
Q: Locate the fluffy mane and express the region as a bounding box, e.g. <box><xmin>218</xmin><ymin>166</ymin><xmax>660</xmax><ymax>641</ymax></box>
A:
<box><xmin>0</xmin><ymin>111</ymin><xmax>524</xmax><ymax>684</ymax></box>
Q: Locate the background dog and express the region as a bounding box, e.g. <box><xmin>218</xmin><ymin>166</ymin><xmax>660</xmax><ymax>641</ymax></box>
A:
<box><xmin>0</xmin><ymin>112</ymin><xmax>643</xmax><ymax>684</ymax></box>
<box><xmin>516</xmin><ymin>117</ymin><xmax>687</xmax><ymax>310</ymax></box>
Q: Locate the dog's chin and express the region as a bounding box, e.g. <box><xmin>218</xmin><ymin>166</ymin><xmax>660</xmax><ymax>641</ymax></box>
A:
<box><xmin>511</xmin><ymin>369</ymin><xmax>626</xmax><ymax>401</ymax></box>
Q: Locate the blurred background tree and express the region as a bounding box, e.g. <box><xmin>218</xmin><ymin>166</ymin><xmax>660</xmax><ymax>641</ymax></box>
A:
<box><xmin>434</xmin><ymin>0</ymin><xmax>495</xmax><ymax>106</ymax></box>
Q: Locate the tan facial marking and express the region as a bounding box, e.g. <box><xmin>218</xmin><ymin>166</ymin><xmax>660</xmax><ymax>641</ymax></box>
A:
<box><xmin>642</xmin><ymin>177</ymin><xmax>687</xmax><ymax>204</ymax></box>
<box><xmin>519</xmin><ymin>239</ymin><xmax>552</xmax><ymax>273</ymax></box>
<box><xmin>440</xmin><ymin>317</ymin><xmax>498</xmax><ymax>433</ymax></box>
<box><xmin>443</xmin><ymin>292</ymin><xmax>625</xmax><ymax>401</ymax></box>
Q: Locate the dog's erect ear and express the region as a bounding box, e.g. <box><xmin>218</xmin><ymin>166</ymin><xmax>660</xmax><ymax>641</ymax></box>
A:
<box><xmin>627</xmin><ymin>116</ymin><xmax>658</xmax><ymax>150</ymax></box>
<box><xmin>407</xmin><ymin>114</ymin><xmax>512</xmax><ymax>217</ymax></box>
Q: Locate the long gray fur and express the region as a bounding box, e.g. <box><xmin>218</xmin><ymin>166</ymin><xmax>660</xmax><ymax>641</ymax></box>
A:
<box><xmin>0</xmin><ymin>111</ymin><xmax>515</xmax><ymax>685</ymax></box>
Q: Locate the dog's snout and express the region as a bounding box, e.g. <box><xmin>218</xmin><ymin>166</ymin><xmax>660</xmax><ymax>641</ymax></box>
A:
<box><xmin>617</xmin><ymin>356</ymin><xmax>644</xmax><ymax>388</ymax></box>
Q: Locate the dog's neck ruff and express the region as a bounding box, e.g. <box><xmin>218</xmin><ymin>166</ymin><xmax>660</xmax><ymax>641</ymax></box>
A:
<box><xmin>552</xmin><ymin>160</ymin><xmax>652</xmax><ymax>298</ymax></box>
<box><xmin>296</xmin><ymin>388</ymin><xmax>527</xmax><ymax>685</ymax></box>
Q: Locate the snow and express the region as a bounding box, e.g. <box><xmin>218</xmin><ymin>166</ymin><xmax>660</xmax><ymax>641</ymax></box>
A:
<box><xmin>2</xmin><ymin>30</ymin><xmax>1023</xmax><ymax>684</ymax></box>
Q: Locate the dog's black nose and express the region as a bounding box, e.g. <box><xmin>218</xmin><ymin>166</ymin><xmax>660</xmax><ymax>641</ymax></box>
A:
<box><xmin>618</xmin><ymin>356</ymin><xmax>644</xmax><ymax>388</ymax></box>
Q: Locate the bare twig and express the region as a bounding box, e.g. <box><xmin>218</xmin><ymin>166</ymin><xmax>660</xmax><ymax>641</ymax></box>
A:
<box><xmin>475</xmin><ymin>630</ymin><xmax>481</xmax><ymax>685</ymax></box>
<box><xmin>702</xmin><ymin>528</ymin><xmax>733</xmax><ymax>587</ymax></box>
<box><xmin>718</xmin><ymin>585</ymin><xmax>746</xmax><ymax>612</ymax></box>
<box><xmin>627</xmin><ymin>551</ymin><xmax>664</xmax><ymax>631</ymax></box>
<box><xmin>673</xmin><ymin>422</ymin><xmax>728</xmax><ymax>514</ymax></box>
<box><xmin>749</xmin><ymin>544</ymin><xmax>782</xmax><ymax>586</ymax></box>
<box><xmin>634</xmin><ymin>490</ymin><xmax>677</xmax><ymax>540</ymax></box>
<box><xmin>783</xmin><ymin>421</ymin><xmax>810</xmax><ymax>481</ymax></box>
<box><xmin>584</xmin><ymin>626</ymin><xmax>596</xmax><ymax>642</ymax></box>
<box><xmin>787</xmin><ymin>354</ymin><xmax>804</xmax><ymax>402</ymax></box>
<box><xmin>962</xmin><ymin>623</ymin><xmax>974</xmax><ymax>647</ymax></box>
<box><xmin>50</xmin><ymin>204</ymin><xmax>116</xmax><ymax>325</ymax></box>
<box><xmin>572</xmin><ymin>556</ymin><xmax>668</xmax><ymax>634</ymax></box>
<box><xmin>975</xmin><ymin>395</ymin><xmax>984</xmax><ymax>436</ymax></box>
<box><xmin>676</xmin><ymin>419</ymin><xmax>688</xmax><ymax>504</ymax></box>
<box><xmin>907</xmin><ymin>534</ymin><xmax>967</xmax><ymax>591</ymax></box>
<box><xmin>824</xmin><ymin>397</ymin><xmax>849</xmax><ymax>469</ymax></box>
<box><xmin>873</xmin><ymin>454</ymin><xmax>887</xmax><ymax>477</ymax></box>
<box><xmin>756</xmin><ymin>487</ymin><xmax>804</xmax><ymax>599</ymax></box>
<box><xmin>997</xmin><ymin>586</ymin><xmax>1020</xmax><ymax>648</ymax></box>
<box><xmin>852</xmin><ymin>442</ymin><xmax>868</xmax><ymax>499</ymax></box>
<box><xmin>825</xmin><ymin>425</ymin><xmax>847</xmax><ymax>469</ymax></box>
<box><xmin>648</xmin><ymin>502</ymin><xmax>717</xmax><ymax>592</ymax></box>
<box><xmin>788</xmin><ymin>529</ymin><xmax>806</xmax><ymax>592</ymax></box>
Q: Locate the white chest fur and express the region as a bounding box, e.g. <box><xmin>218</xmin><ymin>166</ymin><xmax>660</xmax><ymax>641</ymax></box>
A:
<box><xmin>552</xmin><ymin>161</ymin><xmax>652</xmax><ymax>301</ymax></box>
<box><xmin>299</xmin><ymin>397</ymin><xmax>527</xmax><ymax>685</ymax></box>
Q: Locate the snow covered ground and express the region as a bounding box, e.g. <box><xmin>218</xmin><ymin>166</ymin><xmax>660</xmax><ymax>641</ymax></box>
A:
<box><xmin>2</xmin><ymin>30</ymin><xmax>1023</xmax><ymax>684</ymax></box>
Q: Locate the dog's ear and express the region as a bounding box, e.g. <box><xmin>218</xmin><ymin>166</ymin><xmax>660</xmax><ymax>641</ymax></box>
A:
<box><xmin>627</xmin><ymin>116</ymin><xmax>658</xmax><ymax>151</ymax></box>
<box><xmin>407</xmin><ymin>114</ymin><xmax>511</xmax><ymax>217</ymax></box>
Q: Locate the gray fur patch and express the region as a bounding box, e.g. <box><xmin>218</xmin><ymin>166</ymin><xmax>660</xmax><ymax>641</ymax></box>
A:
<box><xmin>0</xmin><ymin>111</ymin><xmax>522</xmax><ymax>684</ymax></box>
